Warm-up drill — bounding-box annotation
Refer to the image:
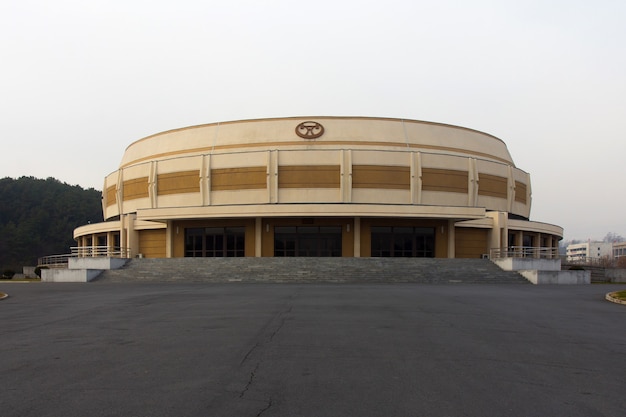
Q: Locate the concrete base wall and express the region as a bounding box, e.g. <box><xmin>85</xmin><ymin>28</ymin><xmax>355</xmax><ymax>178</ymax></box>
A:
<box><xmin>605</xmin><ymin>269</ymin><xmax>626</xmax><ymax>283</ymax></box>
<box><xmin>69</xmin><ymin>258</ymin><xmax>128</xmax><ymax>270</ymax></box>
<box><xmin>23</xmin><ymin>266</ymin><xmax>37</xmax><ymax>278</ymax></box>
<box><xmin>42</xmin><ymin>269</ymin><xmax>103</xmax><ymax>283</ymax></box>
<box><xmin>493</xmin><ymin>258</ymin><xmax>561</xmax><ymax>272</ymax></box>
<box><xmin>519</xmin><ymin>270</ymin><xmax>590</xmax><ymax>285</ymax></box>
<box><xmin>43</xmin><ymin>258</ymin><xmax>128</xmax><ymax>282</ymax></box>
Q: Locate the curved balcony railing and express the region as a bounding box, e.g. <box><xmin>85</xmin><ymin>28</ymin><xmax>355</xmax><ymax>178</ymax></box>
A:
<box><xmin>38</xmin><ymin>246</ymin><xmax>130</xmax><ymax>268</ymax></box>
<box><xmin>489</xmin><ymin>246</ymin><xmax>560</xmax><ymax>260</ymax></box>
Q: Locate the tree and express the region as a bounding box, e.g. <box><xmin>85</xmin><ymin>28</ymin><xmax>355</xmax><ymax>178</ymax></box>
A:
<box><xmin>603</xmin><ymin>232</ymin><xmax>625</xmax><ymax>243</ymax></box>
<box><xmin>0</xmin><ymin>176</ymin><xmax>103</xmax><ymax>271</ymax></box>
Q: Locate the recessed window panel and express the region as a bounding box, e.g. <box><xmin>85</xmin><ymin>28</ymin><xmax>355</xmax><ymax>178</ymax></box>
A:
<box><xmin>371</xmin><ymin>226</ymin><xmax>435</xmax><ymax>257</ymax></box>
<box><xmin>185</xmin><ymin>227</ymin><xmax>245</xmax><ymax>257</ymax></box>
<box><xmin>274</xmin><ymin>226</ymin><xmax>342</xmax><ymax>257</ymax></box>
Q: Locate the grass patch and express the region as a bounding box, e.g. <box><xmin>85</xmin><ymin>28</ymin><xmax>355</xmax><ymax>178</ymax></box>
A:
<box><xmin>612</xmin><ymin>290</ymin><xmax>626</xmax><ymax>301</ymax></box>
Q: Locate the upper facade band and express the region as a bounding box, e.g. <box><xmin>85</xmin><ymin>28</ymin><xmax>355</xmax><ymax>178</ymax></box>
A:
<box><xmin>103</xmin><ymin>117</ymin><xmax>529</xmax><ymax>221</ymax></box>
<box><xmin>119</xmin><ymin>117</ymin><xmax>515</xmax><ymax>169</ymax></box>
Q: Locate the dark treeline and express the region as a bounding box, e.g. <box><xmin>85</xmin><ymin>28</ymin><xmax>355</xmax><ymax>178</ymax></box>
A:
<box><xmin>0</xmin><ymin>176</ymin><xmax>103</xmax><ymax>271</ymax></box>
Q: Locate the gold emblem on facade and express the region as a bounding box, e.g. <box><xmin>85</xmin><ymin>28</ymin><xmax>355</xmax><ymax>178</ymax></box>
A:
<box><xmin>295</xmin><ymin>121</ymin><xmax>324</xmax><ymax>139</ymax></box>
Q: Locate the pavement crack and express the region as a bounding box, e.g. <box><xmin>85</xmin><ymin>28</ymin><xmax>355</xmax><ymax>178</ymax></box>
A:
<box><xmin>237</xmin><ymin>302</ymin><xmax>293</xmax><ymax>402</ymax></box>
<box><xmin>256</xmin><ymin>397</ymin><xmax>273</xmax><ymax>416</ymax></box>
<box><xmin>239</xmin><ymin>362</ymin><xmax>260</xmax><ymax>398</ymax></box>
<box><xmin>269</xmin><ymin>305</ymin><xmax>291</xmax><ymax>342</ymax></box>
<box><xmin>241</xmin><ymin>303</ymin><xmax>292</xmax><ymax>365</ymax></box>
<box><xmin>240</xmin><ymin>341</ymin><xmax>262</xmax><ymax>366</ymax></box>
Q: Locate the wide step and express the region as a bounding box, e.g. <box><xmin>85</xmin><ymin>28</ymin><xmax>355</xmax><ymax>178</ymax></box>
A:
<box><xmin>96</xmin><ymin>258</ymin><xmax>529</xmax><ymax>284</ymax></box>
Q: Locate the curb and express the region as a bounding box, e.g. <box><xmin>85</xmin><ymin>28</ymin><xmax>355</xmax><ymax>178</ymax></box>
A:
<box><xmin>605</xmin><ymin>292</ymin><xmax>626</xmax><ymax>306</ymax></box>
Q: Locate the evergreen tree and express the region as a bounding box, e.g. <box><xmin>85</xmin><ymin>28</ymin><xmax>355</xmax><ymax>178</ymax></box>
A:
<box><xmin>0</xmin><ymin>177</ymin><xmax>103</xmax><ymax>271</ymax></box>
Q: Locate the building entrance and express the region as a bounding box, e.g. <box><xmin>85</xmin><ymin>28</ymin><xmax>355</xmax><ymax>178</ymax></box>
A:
<box><xmin>274</xmin><ymin>226</ymin><xmax>342</xmax><ymax>257</ymax></box>
<box><xmin>371</xmin><ymin>226</ymin><xmax>435</xmax><ymax>257</ymax></box>
<box><xmin>185</xmin><ymin>227</ymin><xmax>245</xmax><ymax>257</ymax></box>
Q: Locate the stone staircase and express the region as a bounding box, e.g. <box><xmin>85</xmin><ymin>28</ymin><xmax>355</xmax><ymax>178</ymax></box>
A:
<box><xmin>95</xmin><ymin>258</ymin><xmax>529</xmax><ymax>284</ymax></box>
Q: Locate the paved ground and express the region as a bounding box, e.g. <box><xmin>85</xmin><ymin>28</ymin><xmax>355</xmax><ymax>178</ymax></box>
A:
<box><xmin>1</xmin><ymin>282</ymin><xmax>625</xmax><ymax>417</ymax></box>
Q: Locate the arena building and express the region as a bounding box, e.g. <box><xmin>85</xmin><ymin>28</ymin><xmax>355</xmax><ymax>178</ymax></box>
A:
<box><xmin>73</xmin><ymin>116</ymin><xmax>563</xmax><ymax>259</ymax></box>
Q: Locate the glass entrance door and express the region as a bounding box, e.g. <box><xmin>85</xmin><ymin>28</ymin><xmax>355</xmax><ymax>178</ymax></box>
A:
<box><xmin>371</xmin><ymin>226</ymin><xmax>435</xmax><ymax>257</ymax></box>
<box><xmin>185</xmin><ymin>227</ymin><xmax>245</xmax><ymax>257</ymax></box>
<box><xmin>274</xmin><ymin>226</ymin><xmax>342</xmax><ymax>257</ymax></box>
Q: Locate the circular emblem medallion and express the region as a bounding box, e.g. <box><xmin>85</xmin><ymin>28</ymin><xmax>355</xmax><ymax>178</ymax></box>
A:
<box><xmin>295</xmin><ymin>121</ymin><xmax>324</xmax><ymax>139</ymax></box>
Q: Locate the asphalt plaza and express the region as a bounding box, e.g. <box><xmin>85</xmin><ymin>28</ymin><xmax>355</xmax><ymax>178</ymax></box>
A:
<box><xmin>1</xmin><ymin>282</ymin><xmax>625</xmax><ymax>417</ymax></box>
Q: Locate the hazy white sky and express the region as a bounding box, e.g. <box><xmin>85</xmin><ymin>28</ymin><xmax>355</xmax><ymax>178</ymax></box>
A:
<box><xmin>1</xmin><ymin>0</ymin><xmax>625</xmax><ymax>241</ymax></box>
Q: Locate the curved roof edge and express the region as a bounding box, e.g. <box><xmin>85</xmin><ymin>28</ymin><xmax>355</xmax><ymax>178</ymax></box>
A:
<box><xmin>125</xmin><ymin>116</ymin><xmax>507</xmax><ymax>151</ymax></box>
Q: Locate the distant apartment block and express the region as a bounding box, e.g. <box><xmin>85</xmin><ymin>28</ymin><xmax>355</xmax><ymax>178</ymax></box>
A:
<box><xmin>613</xmin><ymin>241</ymin><xmax>626</xmax><ymax>260</ymax></box>
<box><xmin>566</xmin><ymin>242</ymin><xmax>613</xmax><ymax>261</ymax></box>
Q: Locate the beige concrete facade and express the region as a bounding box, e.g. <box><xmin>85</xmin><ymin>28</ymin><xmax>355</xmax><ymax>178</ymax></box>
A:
<box><xmin>74</xmin><ymin>116</ymin><xmax>563</xmax><ymax>258</ymax></box>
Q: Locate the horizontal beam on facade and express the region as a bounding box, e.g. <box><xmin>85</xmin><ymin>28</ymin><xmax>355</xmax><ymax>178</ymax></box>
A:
<box><xmin>135</xmin><ymin>204</ymin><xmax>487</xmax><ymax>222</ymax></box>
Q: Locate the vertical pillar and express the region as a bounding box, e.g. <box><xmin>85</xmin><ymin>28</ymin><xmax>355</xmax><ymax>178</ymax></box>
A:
<box><xmin>149</xmin><ymin>161</ymin><xmax>157</xmax><ymax>209</ymax></box>
<box><xmin>447</xmin><ymin>219</ymin><xmax>455</xmax><ymax>258</ymax></box>
<box><xmin>536</xmin><ymin>233</ymin><xmax>542</xmax><ymax>258</ymax></box>
<box><xmin>353</xmin><ymin>217</ymin><xmax>361</xmax><ymax>257</ymax></box>
<box><xmin>468</xmin><ymin>158</ymin><xmax>478</xmax><ymax>207</ymax></box>
<box><xmin>126</xmin><ymin>213</ymin><xmax>138</xmax><ymax>258</ymax></box>
<box><xmin>201</xmin><ymin>154</ymin><xmax>211</xmax><ymax>206</ymax></box>
<box><xmin>255</xmin><ymin>218</ymin><xmax>262</xmax><ymax>257</ymax></box>
<box><xmin>268</xmin><ymin>150</ymin><xmax>279</xmax><ymax>204</ymax></box>
<box><xmin>91</xmin><ymin>233</ymin><xmax>97</xmax><ymax>257</ymax></box>
<box><xmin>165</xmin><ymin>220</ymin><xmax>173</xmax><ymax>258</ymax></box>
<box><xmin>341</xmin><ymin>150</ymin><xmax>352</xmax><ymax>203</ymax></box>
<box><xmin>120</xmin><ymin>216</ymin><xmax>128</xmax><ymax>258</ymax></box>
<box><xmin>507</xmin><ymin>165</ymin><xmax>515</xmax><ymax>212</ymax></box>
<box><xmin>107</xmin><ymin>231</ymin><xmax>114</xmax><ymax>256</ymax></box>
<box><xmin>487</xmin><ymin>211</ymin><xmax>508</xmax><ymax>257</ymax></box>
<box><xmin>411</xmin><ymin>152</ymin><xmax>422</xmax><ymax>205</ymax></box>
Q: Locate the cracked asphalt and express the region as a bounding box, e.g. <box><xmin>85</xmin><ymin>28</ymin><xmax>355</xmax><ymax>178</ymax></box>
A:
<box><xmin>1</xmin><ymin>282</ymin><xmax>625</xmax><ymax>417</ymax></box>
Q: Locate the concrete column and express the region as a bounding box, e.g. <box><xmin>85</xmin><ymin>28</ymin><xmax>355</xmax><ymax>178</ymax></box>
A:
<box><xmin>126</xmin><ymin>213</ymin><xmax>138</xmax><ymax>258</ymax></box>
<box><xmin>201</xmin><ymin>154</ymin><xmax>211</xmax><ymax>206</ymax></box>
<box><xmin>107</xmin><ymin>231</ymin><xmax>114</xmax><ymax>256</ymax></box>
<box><xmin>411</xmin><ymin>152</ymin><xmax>422</xmax><ymax>205</ymax></box>
<box><xmin>165</xmin><ymin>220</ymin><xmax>173</xmax><ymax>258</ymax></box>
<box><xmin>120</xmin><ymin>216</ymin><xmax>128</xmax><ymax>258</ymax></box>
<box><xmin>487</xmin><ymin>212</ymin><xmax>507</xmax><ymax>256</ymax></box>
<box><xmin>353</xmin><ymin>217</ymin><xmax>361</xmax><ymax>257</ymax></box>
<box><xmin>468</xmin><ymin>158</ymin><xmax>478</xmax><ymax>207</ymax></box>
<box><xmin>341</xmin><ymin>150</ymin><xmax>352</xmax><ymax>203</ymax></box>
<box><xmin>489</xmin><ymin>221</ymin><xmax>500</xmax><ymax>255</ymax></box>
<box><xmin>447</xmin><ymin>220</ymin><xmax>455</xmax><ymax>258</ymax></box>
<box><xmin>255</xmin><ymin>218</ymin><xmax>262</xmax><ymax>257</ymax></box>
<box><xmin>269</xmin><ymin>150</ymin><xmax>279</xmax><ymax>203</ymax></box>
<box><xmin>91</xmin><ymin>233</ymin><xmax>97</xmax><ymax>257</ymax></box>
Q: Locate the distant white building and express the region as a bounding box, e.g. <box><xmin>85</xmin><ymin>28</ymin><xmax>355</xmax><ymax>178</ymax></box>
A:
<box><xmin>613</xmin><ymin>241</ymin><xmax>626</xmax><ymax>260</ymax></box>
<box><xmin>566</xmin><ymin>242</ymin><xmax>613</xmax><ymax>262</ymax></box>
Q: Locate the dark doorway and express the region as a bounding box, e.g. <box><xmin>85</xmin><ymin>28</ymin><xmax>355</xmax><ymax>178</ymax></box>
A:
<box><xmin>185</xmin><ymin>227</ymin><xmax>245</xmax><ymax>257</ymax></box>
<box><xmin>371</xmin><ymin>226</ymin><xmax>435</xmax><ymax>257</ymax></box>
<box><xmin>274</xmin><ymin>226</ymin><xmax>342</xmax><ymax>257</ymax></box>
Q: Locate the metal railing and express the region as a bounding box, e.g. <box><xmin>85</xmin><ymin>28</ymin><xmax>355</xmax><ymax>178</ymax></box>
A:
<box><xmin>37</xmin><ymin>253</ymin><xmax>73</xmax><ymax>268</ymax></box>
<box><xmin>489</xmin><ymin>246</ymin><xmax>560</xmax><ymax>260</ymax></box>
<box><xmin>70</xmin><ymin>246</ymin><xmax>130</xmax><ymax>258</ymax></box>
<box><xmin>38</xmin><ymin>246</ymin><xmax>130</xmax><ymax>268</ymax></box>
